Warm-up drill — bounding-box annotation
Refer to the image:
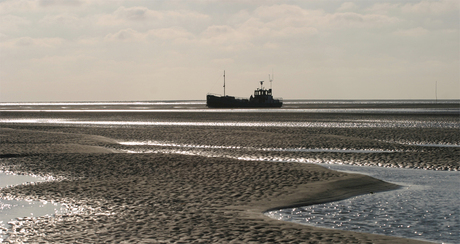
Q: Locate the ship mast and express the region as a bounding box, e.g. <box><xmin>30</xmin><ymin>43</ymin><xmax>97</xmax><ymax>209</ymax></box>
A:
<box><xmin>223</xmin><ymin>70</ymin><xmax>226</xmax><ymax>96</ymax></box>
<box><xmin>269</xmin><ymin>69</ymin><xmax>273</xmax><ymax>90</ymax></box>
<box><xmin>269</xmin><ymin>74</ymin><xmax>272</xmax><ymax>90</ymax></box>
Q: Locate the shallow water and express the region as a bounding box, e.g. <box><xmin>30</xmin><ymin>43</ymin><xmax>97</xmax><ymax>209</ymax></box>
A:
<box><xmin>1</xmin><ymin>118</ymin><xmax>459</xmax><ymax>129</ymax></box>
<box><xmin>119</xmin><ymin>140</ymin><xmax>397</xmax><ymax>153</ymax></box>
<box><xmin>0</xmin><ymin>173</ymin><xmax>67</xmax><ymax>241</ymax></box>
<box><xmin>115</xmin><ymin>139</ymin><xmax>458</xmax><ymax>171</ymax></box>
<box><xmin>1</xmin><ymin>99</ymin><xmax>459</xmax><ymax>114</ymax></box>
<box><xmin>0</xmin><ymin>173</ymin><xmax>44</xmax><ymax>189</ymax></box>
<box><xmin>265</xmin><ymin>164</ymin><xmax>460</xmax><ymax>244</ymax></box>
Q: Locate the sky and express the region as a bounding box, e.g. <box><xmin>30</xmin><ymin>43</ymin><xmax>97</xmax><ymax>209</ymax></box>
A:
<box><xmin>0</xmin><ymin>0</ymin><xmax>458</xmax><ymax>102</ymax></box>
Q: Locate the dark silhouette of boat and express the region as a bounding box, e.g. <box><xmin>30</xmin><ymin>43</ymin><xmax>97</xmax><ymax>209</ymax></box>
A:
<box><xmin>206</xmin><ymin>71</ymin><xmax>283</xmax><ymax>108</ymax></box>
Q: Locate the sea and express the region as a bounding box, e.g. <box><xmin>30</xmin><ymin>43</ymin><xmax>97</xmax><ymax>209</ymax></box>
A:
<box><xmin>0</xmin><ymin>100</ymin><xmax>459</xmax><ymax>243</ymax></box>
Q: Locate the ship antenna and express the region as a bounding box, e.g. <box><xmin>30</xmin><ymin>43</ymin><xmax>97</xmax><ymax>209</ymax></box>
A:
<box><xmin>223</xmin><ymin>70</ymin><xmax>226</xmax><ymax>96</ymax></box>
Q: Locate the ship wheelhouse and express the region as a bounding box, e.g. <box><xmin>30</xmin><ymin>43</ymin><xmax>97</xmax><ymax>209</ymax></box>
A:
<box><xmin>254</xmin><ymin>88</ymin><xmax>272</xmax><ymax>96</ymax></box>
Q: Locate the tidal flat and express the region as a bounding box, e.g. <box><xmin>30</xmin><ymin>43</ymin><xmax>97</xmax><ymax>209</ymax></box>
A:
<box><xmin>0</xmin><ymin>101</ymin><xmax>457</xmax><ymax>243</ymax></box>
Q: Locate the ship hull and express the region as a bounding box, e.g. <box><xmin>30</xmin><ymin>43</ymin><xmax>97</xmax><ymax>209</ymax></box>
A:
<box><xmin>206</xmin><ymin>95</ymin><xmax>283</xmax><ymax>108</ymax></box>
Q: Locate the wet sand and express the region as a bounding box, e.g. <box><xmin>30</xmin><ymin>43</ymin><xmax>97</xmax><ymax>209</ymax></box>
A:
<box><xmin>0</xmin><ymin>124</ymin><xmax>443</xmax><ymax>243</ymax></box>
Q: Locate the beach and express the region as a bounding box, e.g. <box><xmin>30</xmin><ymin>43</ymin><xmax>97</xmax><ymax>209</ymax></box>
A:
<box><xmin>0</xmin><ymin>103</ymin><xmax>457</xmax><ymax>243</ymax></box>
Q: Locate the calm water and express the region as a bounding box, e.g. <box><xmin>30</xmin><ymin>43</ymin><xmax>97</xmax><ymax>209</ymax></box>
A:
<box><xmin>0</xmin><ymin>173</ymin><xmax>68</xmax><ymax>241</ymax></box>
<box><xmin>1</xmin><ymin>99</ymin><xmax>459</xmax><ymax>115</ymax></box>
<box><xmin>266</xmin><ymin>164</ymin><xmax>460</xmax><ymax>244</ymax></box>
<box><xmin>1</xmin><ymin>100</ymin><xmax>459</xmax><ymax>242</ymax></box>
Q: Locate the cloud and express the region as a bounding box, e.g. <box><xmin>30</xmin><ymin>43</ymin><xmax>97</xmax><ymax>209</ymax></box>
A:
<box><xmin>39</xmin><ymin>13</ymin><xmax>80</xmax><ymax>26</ymax></box>
<box><xmin>15</xmin><ymin>36</ymin><xmax>34</xmax><ymax>46</ymax></box>
<box><xmin>247</xmin><ymin>4</ymin><xmax>399</xmax><ymax>34</ymax></box>
<box><xmin>0</xmin><ymin>33</ymin><xmax>8</xmax><ymax>40</ymax></box>
<box><xmin>366</xmin><ymin>2</ymin><xmax>400</xmax><ymax>15</ymax></box>
<box><xmin>213</xmin><ymin>4</ymin><xmax>321</xmax><ymax>42</ymax></box>
<box><xmin>38</xmin><ymin>0</ymin><xmax>84</xmax><ymax>7</ymax></box>
<box><xmin>112</xmin><ymin>6</ymin><xmax>209</xmax><ymax>22</ymax></box>
<box><xmin>367</xmin><ymin>0</ymin><xmax>459</xmax><ymax>15</ymax></box>
<box><xmin>113</xmin><ymin>6</ymin><xmax>159</xmax><ymax>21</ymax></box>
<box><xmin>253</xmin><ymin>4</ymin><xmax>308</xmax><ymax>20</ymax></box>
<box><xmin>0</xmin><ymin>0</ymin><xmax>88</xmax><ymax>14</ymax></box>
<box><xmin>21</xmin><ymin>36</ymin><xmax>64</xmax><ymax>47</ymax></box>
<box><xmin>0</xmin><ymin>0</ymin><xmax>38</xmax><ymax>14</ymax></box>
<box><xmin>327</xmin><ymin>12</ymin><xmax>399</xmax><ymax>27</ymax></box>
<box><xmin>147</xmin><ymin>28</ymin><xmax>192</xmax><ymax>40</ymax></box>
<box><xmin>104</xmin><ymin>27</ymin><xmax>193</xmax><ymax>43</ymax></box>
<box><xmin>104</xmin><ymin>28</ymin><xmax>144</xmax><ymax>42</ymax></box>
<box><xmin>0</xmin><ymin>36</ymin><xmax>64</xmax><ymax>48</ymax></box>
<box><xmin>201</xmin><ymin>25</ymin><xmax>242</xmax><ymax>43</ymax></box>
<box><xmin>0</xmin><ymin>15</ymin><xmax>31</xmax><ymax>32</ymax></box>
<box><xmin>98</xmin><ymin>6</ymin><xmax>209</xmax><ymax>27</ymax></box>
<box><xmin>393</xmin><ymin>27</ymin><xmax>429</xmax><ymax>37</ymax></box>
<box><xmin>338</xmin><ymin>2</ymin><xmax>357</xmax><ymax>12</ymax></box>
<box><xmin>401</xmin><ymin>0</ymin><xmax>459</xmax><ymax>14</ymax></box>
<box><xmin>191</xmin><ymin>3</ymin><xmax>400</xmax><ymax>54</ymax></box>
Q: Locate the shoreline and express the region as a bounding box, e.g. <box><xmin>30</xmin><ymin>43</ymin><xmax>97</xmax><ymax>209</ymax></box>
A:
<box><xmin>0</xmin><ymin>127</ymin><xmax>433</xmax><ymax>243</ymax></box>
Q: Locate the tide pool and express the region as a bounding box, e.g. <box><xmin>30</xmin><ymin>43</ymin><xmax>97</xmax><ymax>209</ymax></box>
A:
<box><xmin>0</xmin><ymin>173</ymin><xmax>67</xmax><ymax>241</ymax></box>
<box><xmin>266</xmin><ymin>164</ymin><xmax>460</xmax><ymax>243</ymax></box>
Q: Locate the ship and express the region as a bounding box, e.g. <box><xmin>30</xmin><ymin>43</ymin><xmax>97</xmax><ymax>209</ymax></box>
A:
<box><xmin>206</xmin><ymin>71</ymin><xmax>283</xmax><ymax>108</ymax></box>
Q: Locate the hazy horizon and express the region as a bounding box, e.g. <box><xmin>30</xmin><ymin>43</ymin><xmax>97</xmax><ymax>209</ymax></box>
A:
<box><xmin>1</xmin><ymin>0</ymin><xmax>459</xmax><ymax>102</ymax></box>
<box><xmin>1</xmin><ymin>99</ymin><xmax>459</xmax><ymax>104</ymax></box>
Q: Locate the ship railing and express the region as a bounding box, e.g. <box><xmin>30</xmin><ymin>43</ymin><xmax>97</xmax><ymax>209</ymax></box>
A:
<box><xmin>207</xmin><ymin>93</ymin><xmax>249</xmax><ymax>100</ymax></box>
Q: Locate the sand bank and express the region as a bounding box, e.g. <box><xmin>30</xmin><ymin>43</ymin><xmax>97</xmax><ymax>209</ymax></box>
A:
<box><xmin>0</xmin><ymin>127</ymin><xmax>433</xmax><ymax>243</ymax></box>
